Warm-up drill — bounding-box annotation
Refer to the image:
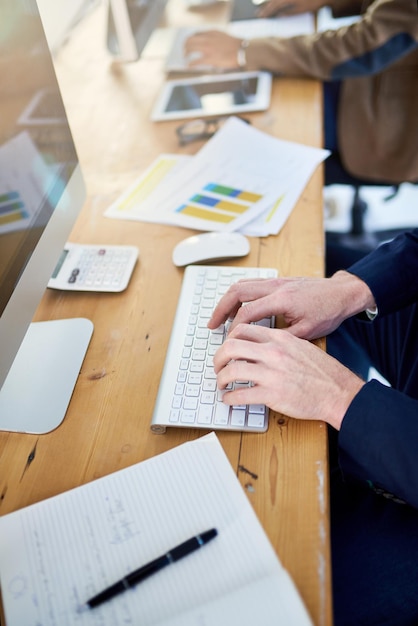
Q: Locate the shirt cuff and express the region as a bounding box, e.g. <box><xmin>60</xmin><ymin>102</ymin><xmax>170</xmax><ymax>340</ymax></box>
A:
<box><xmin>365</xmin><ymin>305</ymin><xmax>378</xmax><ymax>321</ymax></box>
<box><xmin>356</xmin><ymin>305</ymin><xmax>378</xmax><ymax>322</ymax></box>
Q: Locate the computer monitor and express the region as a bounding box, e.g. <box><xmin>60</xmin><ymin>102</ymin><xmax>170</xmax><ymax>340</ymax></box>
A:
<box><xmin>106</xmin><ymin>0</ymin><xmax>169</xmax><ymax>62</ymax></box>
<box><xmin>0</xmin><ymin>0</ymin><xmax>93</xmax><ymax>433</ymax></box>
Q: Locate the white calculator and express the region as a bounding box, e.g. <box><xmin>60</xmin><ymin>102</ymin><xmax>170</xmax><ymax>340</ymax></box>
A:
<box><xmin>48</xmin><ymin>243</ymin><xmax>139</xmax><ymax>292</ymax></box>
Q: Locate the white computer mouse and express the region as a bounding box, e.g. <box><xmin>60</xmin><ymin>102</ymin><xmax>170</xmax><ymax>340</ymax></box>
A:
<box><xmin>172</xmin><ymin>231</ymin><xmax>250</xmax><ymax>267</ymax></box>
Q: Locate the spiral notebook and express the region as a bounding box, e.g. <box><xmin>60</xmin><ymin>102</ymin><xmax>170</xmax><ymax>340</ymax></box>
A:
<box><xmin>0</xmin><ymin>433</ymin><xmax>313</xmax><ymax>625</ymax></box>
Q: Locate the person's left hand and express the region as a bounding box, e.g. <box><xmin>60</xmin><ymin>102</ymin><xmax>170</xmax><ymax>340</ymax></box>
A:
<box><xmin>208</xmin><ymin>272</ymin><xmax>375</xmax><ymax>341</ymax></box>
<box><xmin>213</xmin><ymin>322</ymin><xmax>365</xmax><ymax>430</ymax></box>
<box><xmin>184</xmin><ymin>30</ymin><xmax>241</xmax><ymax>69</ymax></box>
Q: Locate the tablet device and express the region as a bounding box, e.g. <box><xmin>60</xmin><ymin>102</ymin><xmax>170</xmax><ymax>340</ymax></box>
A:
<box><xmin>151</xmin><ymin>71</ymin><xmax>272</xmax><ymax>121</ymax></box>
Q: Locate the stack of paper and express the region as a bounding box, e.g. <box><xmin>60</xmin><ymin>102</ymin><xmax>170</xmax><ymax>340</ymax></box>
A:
<box><xmin>105</xmin><ymin>117</ymin><xmax>329</xmax><ymax>237</ymax></box>
<box><xmin>0</xmin><ymin>433</ymin><xmax>313</xmax><ymax>625</ymax></box>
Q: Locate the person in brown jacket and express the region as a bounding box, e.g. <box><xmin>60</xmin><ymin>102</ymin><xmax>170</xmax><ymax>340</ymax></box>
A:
<box><xmin>185</xmin><ymin>0</ymin><xmax>418</xmax><ymax>185</ymax></box>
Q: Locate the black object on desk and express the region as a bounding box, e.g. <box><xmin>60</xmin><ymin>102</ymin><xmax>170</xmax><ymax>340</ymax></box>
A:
<box><xmin>84</xmin><ymin>528</ymin><xmax>218</xmax><ymax>609</ymax></box>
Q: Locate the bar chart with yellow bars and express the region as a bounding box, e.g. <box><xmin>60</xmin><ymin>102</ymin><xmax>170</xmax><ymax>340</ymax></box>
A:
<box><xmin>175</xmin><ymin>182</ymin><xmax>263</xmax><ymax>225</ymax></box>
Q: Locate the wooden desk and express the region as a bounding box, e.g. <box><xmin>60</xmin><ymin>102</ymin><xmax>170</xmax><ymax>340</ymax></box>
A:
<box><xmin>0</xmin><ymin>2</ymin><xmax>331</xmax><ymax>624</ymax></box>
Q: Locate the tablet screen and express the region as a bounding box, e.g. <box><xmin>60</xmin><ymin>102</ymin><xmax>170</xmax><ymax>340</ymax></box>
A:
<box><xmin>152</xmin><ymin>71</ymin><xmax>272</xmax><ymax>121</ymax></box>
<box><xmin>166</xmin><ymin>76</ymin><xmax>258</xmax><ymax>113</ymax></box>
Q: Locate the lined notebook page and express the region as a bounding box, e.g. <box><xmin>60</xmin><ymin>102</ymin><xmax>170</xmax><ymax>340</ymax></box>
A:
<box><xmin>0</xmin><ymin>433</ymin><xmax>313</xmax><ymax>625</ymax></box>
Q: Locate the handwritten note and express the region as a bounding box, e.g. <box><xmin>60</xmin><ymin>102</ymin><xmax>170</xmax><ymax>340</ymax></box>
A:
<box><xmin>0</xmin><ymin>433</ymin><xmax>313</xmax><ymax>625</ymax></box>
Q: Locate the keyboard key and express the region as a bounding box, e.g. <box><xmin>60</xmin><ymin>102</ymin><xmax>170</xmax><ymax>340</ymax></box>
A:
<box><xmin>197</xmin><ymin>405</ymin><xmax>213</xmax><ymax>425</ymax></box>
<box><xmin>231</xmin><ymin>408</ymin><xmax>246</xmax><ymax>427</ymax></box>
<box><xmin>169</xmin><ymin>409</ymin><xmax>180</xmax><ymax>423</ymax></box>
<box><xmin>248</xmin><ymin>412</ymin><xmax>266</xmax><ymax>429</ymax></box>
<box><xmin>214</xmin><ymin>403</ymin><xmax>230</xmax><ymax>425</ymax></box>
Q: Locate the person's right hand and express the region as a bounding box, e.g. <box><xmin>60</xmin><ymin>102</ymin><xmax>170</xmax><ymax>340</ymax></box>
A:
<box><xmin>256</xmin><ymin>0</ymin><xmax>327</xmax><ymax>17</ymax></box>
<box><xmin>184</xmin><ymin>31</ymin><xmax>241</xmax><ymax>70</ymax></box>
<box><xmin>213</xmin><ymin>323</ymin><xmax>365</xmax><ymax>430</ymax></box>
<box><xmin>208</xmin><ymin>270</ymin><xmax>376</xmax><ymax>341</ymax></box>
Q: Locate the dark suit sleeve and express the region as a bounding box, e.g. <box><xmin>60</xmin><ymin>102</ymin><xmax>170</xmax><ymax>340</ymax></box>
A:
<box><xmin>338</xmin><ymin>228</ymin><xmax>418</xmax><ymax>508</ymax></box>
<box><xmin>347</xmin><ymin>228</ymin><xmax>418</xmax><ymax>317</ymax></box>
<box><xmin>339</xmin><ymin>380</ymin><xmax>418</xmax><ymax>508</ymax></box>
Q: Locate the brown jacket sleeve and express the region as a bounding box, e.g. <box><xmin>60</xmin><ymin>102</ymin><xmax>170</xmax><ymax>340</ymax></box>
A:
<box><xmin>244</xmin><ymin>0</ymin><xmax>418</xmax><ymax>183</ymax></box>
<box><xmin>245</xmin><ymin>0</ymin><xmax>418</xmax><ymax>80</ymax></box>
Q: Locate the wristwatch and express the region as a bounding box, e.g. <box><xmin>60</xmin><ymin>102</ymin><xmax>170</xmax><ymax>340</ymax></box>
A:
<box><xmin>237</xmin><ymin>39</ymin><xmax>249</xmax><ymax>68</ymax></box>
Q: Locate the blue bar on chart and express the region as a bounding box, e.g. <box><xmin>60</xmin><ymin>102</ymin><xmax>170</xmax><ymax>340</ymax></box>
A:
<box><xmin>0</xmin><ymin>191</ymin><xmax>29</xmax><ymax>226</ymax></box>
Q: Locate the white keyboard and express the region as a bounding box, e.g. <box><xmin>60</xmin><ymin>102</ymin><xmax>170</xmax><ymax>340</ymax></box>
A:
<box><xmin>151</xmin><ymin>265</ymin><xmax>277</xmax><ymax>434</ymax></box>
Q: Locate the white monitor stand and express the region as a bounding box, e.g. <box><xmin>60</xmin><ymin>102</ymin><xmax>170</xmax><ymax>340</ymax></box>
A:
<box><xmin>0</xmin><ymin>318</ymin><xmax>93</xmax><ymax>434</ymax></box>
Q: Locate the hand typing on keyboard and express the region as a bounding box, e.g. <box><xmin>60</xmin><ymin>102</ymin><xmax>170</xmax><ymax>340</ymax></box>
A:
<box><xmin>209</xmin><ymin>272</ymin><xmax>368</xmax><ymax>431</ymax></box>
<box><xmin>208</xmin><ymin>273</ymin><xmax>357</xmax><ymax>339</ymax></box>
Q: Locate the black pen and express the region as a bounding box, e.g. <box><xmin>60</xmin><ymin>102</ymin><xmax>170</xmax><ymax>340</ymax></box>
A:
<box><xmin>82</xmin><ymin>528</ymin><xmax>218</xmax><ymax>610</ymax></box>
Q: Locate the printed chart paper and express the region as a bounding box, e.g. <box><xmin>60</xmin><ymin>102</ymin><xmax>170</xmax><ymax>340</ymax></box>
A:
<box><xmin>105</xmin><ymin>117</ymin><xmax>329</xmax><ymax>236</ymax></box>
